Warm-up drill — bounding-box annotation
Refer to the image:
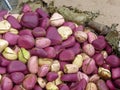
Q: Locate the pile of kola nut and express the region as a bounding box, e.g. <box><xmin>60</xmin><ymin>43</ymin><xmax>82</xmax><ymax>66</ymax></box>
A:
<box><xmin>0</xmin><ymin>4</ymin><xmax>120</xmax><ymax>90</ymax></box>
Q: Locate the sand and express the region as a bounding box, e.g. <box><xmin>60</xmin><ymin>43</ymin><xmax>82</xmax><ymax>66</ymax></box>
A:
<box><xmin>44</xmin><ymin>0</ymin><xmax>120</xmax><ymax>31</ymax></box>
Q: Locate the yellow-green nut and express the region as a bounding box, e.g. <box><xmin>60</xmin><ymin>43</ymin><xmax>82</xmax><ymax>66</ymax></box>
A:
<box><xmin>9</xmin><ymin>28</ymin><xmax>19</xmax><ymax>34</ymax></box>
<box><xmin>0</xmin><ymin>20</ymin><xmax>11</xmax><ymax>34</ymax></box>
<box><xmin>0</xmin><ymin>39</ymin><xmax>9</xmax><ymax>52</ymax></box>
<box><xmin>18</xmin><ymin>48</ymin><xmax>30</xmax><ymax>63</ymax></box>
<box><xmin>58</xmin><ymin>26</ymin><xmax>72</xmax><ymax>40</ymax></box>
<box><xmin>72</xmin><ymin>54</ymin><xmax>83</xmax><ymax>68</ymax></box>
<box><xmin>2</xmin><ymin>47</ymin><xmax>17</xmax><ymax>60</ymax></box>
<box><xmin>46</xmin><ymin>82</ymin><xmax>58</xmax><ymax>90</ymax></box>
<box><xmin>98</xmin><ymin>67</ymin><xmax>111</xmax><ymax>80</ymax></box>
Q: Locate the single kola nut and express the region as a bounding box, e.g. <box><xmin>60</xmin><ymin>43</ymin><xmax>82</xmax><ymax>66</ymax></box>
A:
<box><xmin>64</xmin><ymin>64</ymin><xmax>79</xmax><ymax>73</ymax></box>
<box><xmin>74</xmin><ymin>31</ymin><xmax>88</xmax><ymax>43</ymax></box>
<box><xmin>0</xmin><ymin>20</ymin><xmax>11</xmax><ymax>34</ymax></box>
<box><xmin>72</xmin><ymin>54</ymin><xmax>83</xmax><ymax>68</ymax></box>
<box><xmin>38</xmin><ymin>58</ymin><xmax>53</xmax><ymax>66</ymax></box>
<box><xmin>46</xmin><ymin>82</ymin><xmax>58</xmax><ymax>90</ymax></box>
<box><xmin>89</xmin><ymin>74</ymin><xmax>100</xmax><ymax>83</ymax></box>
<box><xmin>86</xmin><ymin>82</ymin><xmax>98</xmax><ymax>90</ymax></box>
<box><xmin>37</xmin><ymin>77</ymin><xmax>46</xmax><ymax>88</ymax></box>
<box><xmin>51</xmin><ymin>60</ymin><xmax>60</xmax><ymax>72</ymax></box>
<box><xmin>2</xmin><ymin>47</ymin><xmax>17</xmax><ymax>60</ymax></box>
<box><xmin>98</xmin><ymin>67</ymin><xmax>111</xmax><ymax>80</ymax></box>
<box><xmin>0</xmin><ymin>39</ymin><xmax>9</xmax><ymax>52</ymax></box>
<box><xmin>50</xmin><ymin>12</ymin><xmax>65</xmax><ymax>27</ymax></box>
<box><xmin>58</xmin><ymin>26</ymin><xmax>73</xmax><ymax>40</ymax></box>
<box><xmin>18</xmin><ymin>48</ymin><xmax>30</xmax><ymax>63</ymax></box>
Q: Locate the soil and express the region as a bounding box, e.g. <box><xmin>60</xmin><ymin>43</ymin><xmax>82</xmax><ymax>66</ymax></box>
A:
<box><xmin>44</xmin><ymin>0</ymin><xmax>120</xmax><ymax>31</ymax></box>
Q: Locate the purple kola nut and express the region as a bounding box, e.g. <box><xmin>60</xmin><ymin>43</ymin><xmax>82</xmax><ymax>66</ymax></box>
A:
<box><xmin>92</xmin><ymin>37</ymin><xmax>107</xmax><ymax>51</ymax></box>
<box><xmin>38</xmin><ymin>65</ymin><xmax>50</xmax><ymax>77</ymax></box>
<box><xmin>68</xmin><ymin>42</ymin><xmax>81</xmax><ymax>55</ymax></box>
<box><xmin>3</xmin><ymin>32</ymin><xmax>19</xmax><ymax>46</ymax></box>
<box><xmin>46</xmin><ymin>72</ymin><xmax>58</xmax><ymax>82</ymax></box>
<box><xmin>23</xmin><ymin>74</ymin><xmax>37</xmax><ymax>90</ymax></box>
<box><xmin>58</xmin><ymin>84</ymin><xmax>70</xmax><ymax>90</ymax></box>
<box><xmin>0</xmin><ymin>56</ymin><xmax>10</xmax><ymax>67</ymax></box>
<box><xmin>59</xmin><ymin>49</ymin><xmax>75</xmax><ymax>61</ymax></box>
<box><xmin>106</xmin><ymin>43</ymin><xmax>113</xmax><ymax>54</ymax></box>
<box><xmin>35</xmin><ymin>37</ymin><xmax>51</xmax><ymax>48</ymax></box>
<box><xmin>32</xmin><ymin>27</ymin><xmax>46</xmax><ymax>37</ymax></box>
<box><xmin>93</xmin><ymin>53</ymin><xmax>104</xmax><ymax>66</ymax></box>
<box><xmin>83</xmin><ymin>44</ymin><xmax>95</xmax><ymax>56</ymax></box>
<box><xmin>7</xmin><ymin>15</ymin><xmax>21</xmax><ymax>29</ymax></box>
<box><xmin>63</xmin><ymin>22</ymin><xmax>76</xmax><ymax>30</ymax></box>
<box><xmin>0</xmin><ymin>67</ymin><xmax>6</xmax><ymax>74</ymax></box>
<box><xmin>18</xmin><ymin>35</ymin><xmax>35</xmax><ymax>49</ymax></box>
<box><xmin>19</xmin><ymin>29</ymin><xmax>33</xmax><ymax>36</ymax></box>
<box><xmin>106</xmin><ymin>80</ymin><xmax>116</xmax><ymax>90</ymax></box>
<box><xmin>30</xmin><ymin>48</ymin><xmax>47</xmax><ymax>58</ymax></box>
<box><xmin>46</xmin><ymin>26</ymin><xmax>62</xmax><ymax>45</ymax></box>
<box><xmin>112</xmin><ymin>68</ymin><xmax>120</xmax><ymax>80</ymax></box>
<box><xmin>106</xmin><ymin>55</ymin><xmax>120</xmax><ymax>68</ymax></box>
<box><xmin>61</xmin><ymin>73</ymin><xmax>78</xmax><ymax>82</ymax></box>
<box><xmin>39</xmin><ymin>18</ymin><xmax>50</xmax><ymax>29</ymax></box>
<box><xmin>82</xmin><ymin>58</ymin><xmax>96</xmax><ymax>75</ymax></box>
<box><xmin>61</xmin><ymin>36</ymin><xmax>76</xmax><ymax>48</ymax></box>
<box><xmin>45</xmin><ymin>47</ymin><xmax>56</xmax><ymax>58</ymax></box>
<box><xmin>97</xmin><ymin>79</ymin><xmax>109</xmax><ymax>90</ymax></box>
<box><xmin>22</xmin><ymin>4</ymin><xmax>31</xmax><ymax>13</ymax></box>
<box><xmin>10</xmin><ymin>72</ymin><xmax>24</xmax><ymax>84</ymax></box>
<box><xmin>1</xmin><ymin>76</ymin><xmax>13</xmax><ymax>90</ymax></box>
<box><xmin>34</xmin><ymin>85</ymin><xmax>43</xmax><ymax>90</ymax></box>
<box><xmin>21</xmin><ymin>12</ymin><xmax>39</xmax><ymax>28</ymax></box>
<box><xmin>36</xmin><ymin>8</ymin><xmax>49</xmax><ymax>18</ymax></box>
<box><xmin>77</xmin><ymin>71</ymin><xmax>89</xmax><ymax>82</ymax></box>
<box><xmin>113</xmin><ymin>79</ymin><xmax>120</xmax><ymax>88</ymax></box>
<box><xmin>0</xmin><ymin>10</ymin><xmax>8</xmax><ymax>17</ymax></box>
<box><xmin>70</xmin><ymin>78</ymin><xmax>87</xmax><ymax>90</ymax></box>
<box><xmin>7</xmin><ymin>61</ymin><xmax>27</xmax><ymax>73</ymax></box>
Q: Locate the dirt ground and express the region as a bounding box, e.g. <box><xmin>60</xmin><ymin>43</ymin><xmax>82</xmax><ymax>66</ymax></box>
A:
<box><xmin>44</xmin><ymin>0</ymin><xmax>120</xmax><ymax>31</ymax></box>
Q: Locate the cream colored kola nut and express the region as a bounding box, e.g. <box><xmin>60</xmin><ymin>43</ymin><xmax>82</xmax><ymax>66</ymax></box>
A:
<box><xmin>0</xmin><ymin>74</ymin><xmax>2</xmax><ymax>81</ymax></box>
<box><xmin>98</xmin><ymin>67</ymin><xmax>111</xmax><ymax>79</ymax></box>
<box><xmin>74</xmin><ymin>31</ymin><xmax>88</xmax><ymax>43</ymax></box>
<box><xmin>38</xmin><ymin>58</ymin><xmax>53</xmax><ymax>66</ymax></box>
<box><xmin>51</xmin><ymin>60</ymin><xmax>60</xmax><ymax>72</ymax></box>
<box><xmin>58</xmin><ymin>26</ymin><xmax>73</xmax><ymax>40</ymax></box>
<box><xmin>64</xmin><ymin>64</ymin><xmax>79</xmax><ymax>73</ymax></box>
<box><xmin>2</xmin><ymin>47</ymin><xmax>17</xmax><ymax>60</ymax></box>
<box><xmin>50</xmin><ymin>12</ymin><xmax>65</xmax><ymax>27</ymax></box>
<box><xmin>73</xmin><ymin>54</ymin><xmax>83</xmax><ymax>68</ymax></box>
<box><xmin>46</xmin><ymin>82</ymin><xmax>58</xmax><ymax>90</ymax></box>
<box><xmin>0</xmin><ymin>20</ymin><xmax>11</xmax><ymax>34</ymax></box>
<box><xmin>9</xmin><ymin>28</ymin><xmax>19</xmax><ymax>34</ymax></box>
<box><xmin>86</xmin><ymin>82</ymin><xmax>98</xmax><ymax>90</ymax></box>
<box><xmin>0</xmin><ymin>39</ymin><xmax>9</xmax><ymax>52</ymax></box>
<box><xmin>37</xmin><ymin>77</ymin><xmax>46</xmax><ymax>88</ymax></box>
